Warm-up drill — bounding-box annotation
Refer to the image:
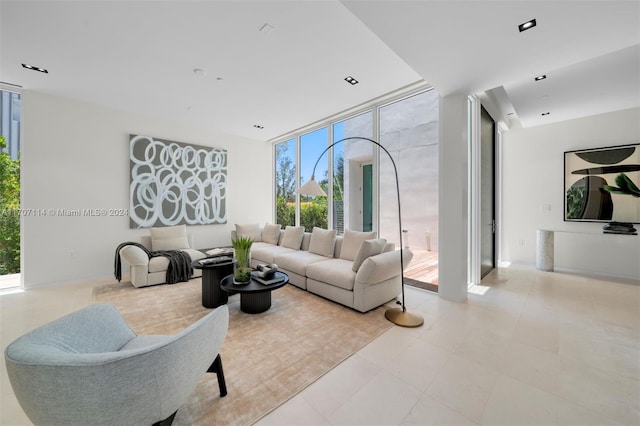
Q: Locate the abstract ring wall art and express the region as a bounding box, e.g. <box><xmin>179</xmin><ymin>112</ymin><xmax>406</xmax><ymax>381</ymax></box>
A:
<box><xmin>129</xmin><ymin>134</ymin><xmax>227</xmax><ymax>228</ymax></box>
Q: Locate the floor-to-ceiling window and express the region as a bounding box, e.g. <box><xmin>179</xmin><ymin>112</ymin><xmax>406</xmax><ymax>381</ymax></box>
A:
<box><xmin>332</xmin><ymin>111</ymin><xmax>373</xmax><ymax>233</ymax></box>
<box><xmin>275</xmin><ymin>138</ymin><xmax>297</xmax><ymax>227</ymax></box>
<box><xmin>0</xmin><ymin>89</ymin><xmax>22</xmax><ymax>289</ymax></box>
<box><xmin>299</xmin><ymin>127</ymin><xmax>329</xmax><ymax>231</ymax></box>
<box><xmin>273</xmin><ymin>87</ymin><xmax>439</xmax><ymax>289</ymax></box>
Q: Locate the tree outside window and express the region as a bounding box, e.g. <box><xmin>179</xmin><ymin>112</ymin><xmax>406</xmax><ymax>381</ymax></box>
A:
<box><xmin>275</xmin><ymin>139</ymin><xmax>297</xmax><ymax>227</ymax></box>
<box><xmin>0</xmin><ymin>135</ymin><xmax>20</xmax><ymax>274</ymax></box>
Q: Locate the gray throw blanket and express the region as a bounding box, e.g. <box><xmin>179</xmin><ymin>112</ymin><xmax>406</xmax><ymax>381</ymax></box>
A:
<box><xmin>114</xmin><ymin>242</ymin><xmax>193</xmax><ymax>284</ymax></box>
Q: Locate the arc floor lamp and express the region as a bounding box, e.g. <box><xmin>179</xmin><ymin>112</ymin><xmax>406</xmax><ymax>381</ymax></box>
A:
<box><xmin>296</xmin><ymin>136</ymin><xmax>424</xmax><ymax>327</ymax></box>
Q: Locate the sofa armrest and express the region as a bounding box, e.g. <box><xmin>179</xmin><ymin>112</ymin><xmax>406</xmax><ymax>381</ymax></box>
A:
<box><xmin>355</xmin><ymin>249</ymin><xmax>413</xmax><ymax>285</ymax></box>
<box><xmin>118</xmin><ymin>245</ymin><xmax>151</xmax><ymax>288</ymax></box>
<box><xmin>119</xmin><ymin>245</ymin><xmax>149</xmax><ymax>266</ymax></box>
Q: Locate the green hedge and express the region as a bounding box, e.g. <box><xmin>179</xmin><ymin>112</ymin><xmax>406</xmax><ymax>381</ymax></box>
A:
<box><xmin>276</xmin><ymin>196</ymin><xmax>327</xmax><ymax>232</ymax></box>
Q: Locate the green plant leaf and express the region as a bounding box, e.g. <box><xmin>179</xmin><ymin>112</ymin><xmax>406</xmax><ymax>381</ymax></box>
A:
<box><xmin>605</xmin><ymin>173</ymin><xmax>640</xmax><ymax>197</ymax></box>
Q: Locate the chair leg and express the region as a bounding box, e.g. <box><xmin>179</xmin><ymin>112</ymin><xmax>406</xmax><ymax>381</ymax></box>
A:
<box><xmin>207</xmin><ymin>354</ymin><xmax>227</xmax><ymax>397</ymax></box>
<box><xmin>152</xmin><ymin>410</ymin><xmax>177</xmax><ymax>426</ymax></box>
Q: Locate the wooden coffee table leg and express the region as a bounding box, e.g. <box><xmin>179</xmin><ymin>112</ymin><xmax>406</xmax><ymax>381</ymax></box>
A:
<box><xmin>240</xmin><ymin>291</ymin><xmax>271</xmax><ymax>314</ymax></box>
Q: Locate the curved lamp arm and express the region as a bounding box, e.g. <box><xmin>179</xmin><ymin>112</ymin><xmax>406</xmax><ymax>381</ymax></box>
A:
<box><xmin>296</xmin><ymin>137</ymin><xmax>409</xmax><ymax>315</ymax></box>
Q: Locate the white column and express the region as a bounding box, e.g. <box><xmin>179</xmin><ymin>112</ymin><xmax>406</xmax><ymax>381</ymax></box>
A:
<box><xmin>438</xmin><ymin>93</ymin><xmax>469</xmax><ymax>302</ymax></box>
<box><xmin>536</xmin><ymin>230</ymin><xmax>554</xmax><ymax>272</ymax></box>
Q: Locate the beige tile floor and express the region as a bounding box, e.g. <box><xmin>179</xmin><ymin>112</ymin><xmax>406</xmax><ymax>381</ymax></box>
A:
<box><xmin>1</xmin><ymin>266</ymin><xmax>638</xmax><ymax>425</ymax></box>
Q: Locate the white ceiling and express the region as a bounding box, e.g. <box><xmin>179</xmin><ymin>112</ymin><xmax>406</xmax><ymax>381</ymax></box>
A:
<box><xmin>0</xmin><ymin>1</ymin><xmax>421</xmax><ymax>141</ymax></box>
<box><xmin>1</xmin><ymin>1</ymin><xmax>639</xmax><ymax>141</ymax></box>
<box><xmin>343</xmin><ymin>0</ymin><xmax>640</xmax><ymax>127</ymax></box>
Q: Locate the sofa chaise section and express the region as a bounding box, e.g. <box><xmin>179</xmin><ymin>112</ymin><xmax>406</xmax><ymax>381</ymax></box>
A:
<box><xmin>234</xmin><ymin>224</ymin><xmax>412</xmax><ymax>313</ymax></box>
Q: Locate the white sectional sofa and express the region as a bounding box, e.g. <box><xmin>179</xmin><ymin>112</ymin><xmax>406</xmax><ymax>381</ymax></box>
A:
<box><xmin>233</xmin><ymin>224</ymin><xmax>413</xmax><ymax>313</ymax></box>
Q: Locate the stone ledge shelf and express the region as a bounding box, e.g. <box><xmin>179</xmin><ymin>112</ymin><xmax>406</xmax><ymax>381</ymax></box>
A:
<box><xmin>535</xmin><ymin>228</ymin><xmax>639</xmax><ymax>276</ymax></box>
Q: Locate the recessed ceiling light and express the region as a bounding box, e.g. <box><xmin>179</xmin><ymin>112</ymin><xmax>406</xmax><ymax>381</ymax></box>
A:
<box><xmin>253</xmin><ymin>124</ymin><xmax>264</xmax><ymax>129</ymax></box>
<box><xmin>22</xmin><ymin>63</ymin><xmax>48</xmax><ymax>73</ymax></box>
<box><xmin>518</xmin><ymin>19</ymin><xmax>537</xmax><ymax>32</ymax></box>
<box><xmin>535</xmin><ymin>75</ymin><xmax>547</xmax><ymax>81</ymax></box>
<box><xmin>344</xmin><ymin>76</ymin><xmax>359</xmax><ymax>85</ymax></box>
<box><xmin>541</xmin><ymin>112</ymin><xmax>550</xmax><ymax>116</ymax></box>
<box><xmin>259</xmin><ymin>23</ymin><xmax>275</xmax><ymax>35</ymax></box>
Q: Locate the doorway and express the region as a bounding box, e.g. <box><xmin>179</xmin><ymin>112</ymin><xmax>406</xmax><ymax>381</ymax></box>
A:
<box><xmin>480</xmin><ymin>106</ymin><xmax>496</xmax><ymax>278</ymax></box>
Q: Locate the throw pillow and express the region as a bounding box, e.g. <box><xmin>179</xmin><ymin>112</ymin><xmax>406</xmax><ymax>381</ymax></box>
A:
<box><xmin>340</xmin><ymin>229</ymin><xmax>377</xmax><ymax>261</ymax></box>
<box><xmin>150</xmin><ymin>225</ymin><xmax>190</xmax><ymax>251</ymax></box>
<box><xmin>262</xmin><ymin>223</ymin><xmax>281</xmax><ymax>245</ymax></box>
<box><xmin>352</xmin><ymin>238</ymin><xmax>386</xmax><ymax>272</ymax></box>
<box><xmin>308</xmin><ymin>227</ymin><xmax>337</xmax><ymax>257</ymax></box>
<box><xmin>235</xmin><ymin>223</ymin><xmax>262</xmax><ymax>242</ymax></box>
<box><xmin>280</xmin><ymin>226</ymin><xmax>304</xmax><ymax>249</ymax></box>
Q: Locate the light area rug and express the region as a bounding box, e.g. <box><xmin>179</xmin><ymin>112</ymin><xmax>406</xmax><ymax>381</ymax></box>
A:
<box><xmin>93</xmin><ymin>279</ymin><xmax>393</xmax><ymax>425</ymax></box>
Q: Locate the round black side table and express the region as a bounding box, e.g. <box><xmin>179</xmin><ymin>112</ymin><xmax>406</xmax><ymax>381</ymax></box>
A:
<box><xmin>192</xmin><ymin>258</ymin><xmax>234</xmax><ymax>308</ymax></box>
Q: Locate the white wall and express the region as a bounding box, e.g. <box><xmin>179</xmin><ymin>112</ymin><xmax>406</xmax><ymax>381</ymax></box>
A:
<box><xmin>438</xmin><ymin>93</ymin><xmax>469</xmax><ymax>302</ymax></box>
<box><xmin>502</xmin><ymin>107</ymin><xmax>640</xmax><ymax>279</ymax></box>
<box><xmin>379</xmin><ymin>89</ymin><xmax>440</xmax><ymax>251</ymax></box>
<box><xmin>21</xmin><ymin>91</ymin><xmax>273</xmax><ymax>288</ymax></box>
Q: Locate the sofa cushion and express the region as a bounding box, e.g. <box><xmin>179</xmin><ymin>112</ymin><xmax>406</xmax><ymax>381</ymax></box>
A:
<box><xmin>339</xmin><ymin>229</ymin><xmax>376</xmax><ymax>261</ymax></box>
<box><xmin>308</xmin><ymin>227</ymin><xmax>337</xmax><ymax>257</ymax></box>
<box><xmin>183</xmin><ymin>248</ymin><xmax>206</xmax><ymax>262</ymax></box>
<box><xmin>352</xmin><ymin>238</ymin><xmax>387</xmax><ymax>272</ymax></box>
<box><xmin>251</xmin><ymin>242</ymin><xmax>273</xmax><ymax>250</ymax></box>
<box><xmin>280</xmin><ymin>226</ymin><xmax>304</xmax><ymax>249</ymax></box>
<box><xmin>275</xmin><ymin>251</ymin><xmax>329</xmax><ymax>276</ymax></box>
<box><xmin>252</xmin><ymin>245</ymin><xmax>296</xmax><ymax>264</ymax></box>
<box><xmin>147</xmin><ymin>248</ymin><xmax>204</xmax><ymax>273</ymax></box>
<box><xmin>235</xmin><ymin>223</ymin><xmax>262</xmax><ymax>242</ymax></box>
<box><xmin>150</xmin><ymin>225</ymin><xmax>190</xmax><ymax>251</ymax></box>
<box><xmin>262</xmin><ymin>223</ymin><xmax>281</xmax><ymax>245</ymax></box>
<box><xmin>306</xmin><ymin>259</ymin><xmax>356</xmax><ymax>291</ymax></box>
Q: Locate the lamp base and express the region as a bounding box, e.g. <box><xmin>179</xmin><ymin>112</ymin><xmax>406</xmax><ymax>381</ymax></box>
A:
<box><xmin>384</xmin><ymin>307</ymin><xmax>424</xmax><ymax>327</ymax></box>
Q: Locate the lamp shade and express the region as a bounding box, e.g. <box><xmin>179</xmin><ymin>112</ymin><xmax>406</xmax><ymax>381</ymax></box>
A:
<box><xmin>297</xmin><ymin>177</ymin><xmax>327</xmax><ymax>197</ymax></box>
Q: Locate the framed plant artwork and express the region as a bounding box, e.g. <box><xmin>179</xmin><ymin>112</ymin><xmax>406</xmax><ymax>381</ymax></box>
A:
<box><xmin>564</xmin><ymin>143</ymin><xmax>640</xmax><ymax>223</ymax></box>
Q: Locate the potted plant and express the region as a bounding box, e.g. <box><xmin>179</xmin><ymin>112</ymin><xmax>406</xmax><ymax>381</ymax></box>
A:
<box><xmin>232</xmin><ymin>236</ymin><xmax>253</xmax><ymax>284</ymax></box>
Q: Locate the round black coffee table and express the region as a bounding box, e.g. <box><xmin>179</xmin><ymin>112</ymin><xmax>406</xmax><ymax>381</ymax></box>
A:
<box><xmin>220</xmin><ymin>272</ymin><xmax>288</xmax><ymax>314</ymax></box>
<box><xmin>192</xmin><ymin>257</ymin><xmax>234</xmax><ymax>308</ymax></box>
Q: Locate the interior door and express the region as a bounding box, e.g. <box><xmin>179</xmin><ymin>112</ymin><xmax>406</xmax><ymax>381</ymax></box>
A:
<box><xmin>480</xmin><ymin>107</ymin><xmax>496</xmax><ymax>278</ymax></box>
